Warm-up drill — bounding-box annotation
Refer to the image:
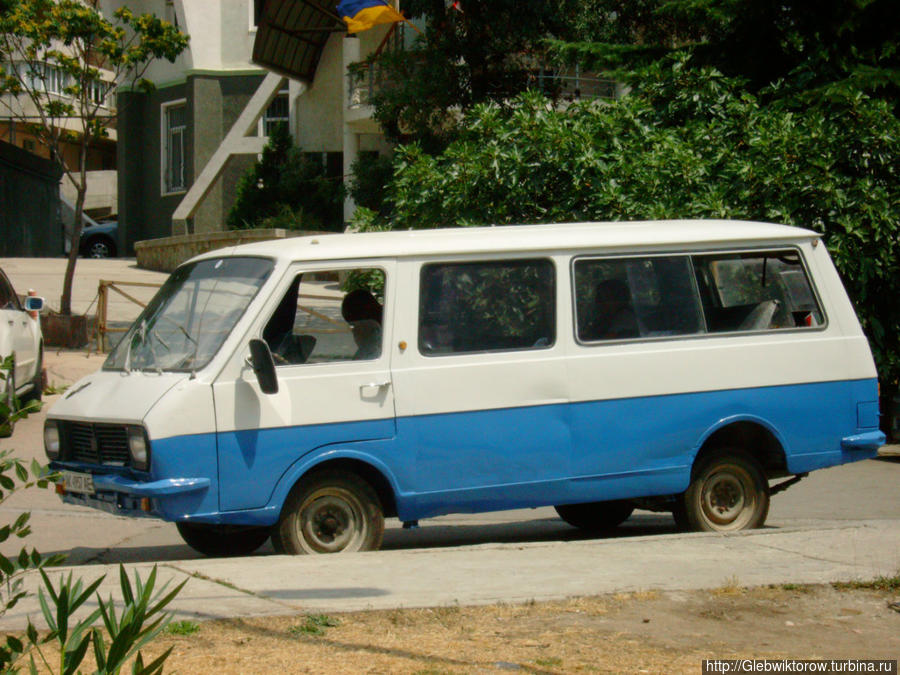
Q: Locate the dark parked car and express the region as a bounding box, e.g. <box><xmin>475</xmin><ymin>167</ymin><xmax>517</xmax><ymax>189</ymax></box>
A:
<box><xmin>79</xmin><ymin>220</ymin><xmax>118</xmax><ymax>258</ymax></box>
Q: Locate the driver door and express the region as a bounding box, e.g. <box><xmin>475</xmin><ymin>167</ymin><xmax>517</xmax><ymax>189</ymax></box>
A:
<box><xmin>213</xmin><ymin>262</ymin><xmax>396</xmax><ymax>512</ymax></box>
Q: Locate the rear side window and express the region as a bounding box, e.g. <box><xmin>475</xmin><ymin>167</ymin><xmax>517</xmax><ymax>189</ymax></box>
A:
<box><xmin>419</xmin><ymin>259</ymin><xmax>555</xmax><ymax>355</ymax></box>
<box><xmin>574</xmin><ymin>256</ymin><xmax>703</xmax><ymax>342</ymax></box>
<box><xmin>694</xmin><ymin>251</ymin><xmax>824</xmax><ymax>332</ymax></box>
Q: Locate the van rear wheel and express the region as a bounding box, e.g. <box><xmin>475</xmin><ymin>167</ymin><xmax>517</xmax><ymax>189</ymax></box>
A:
<box><xmin>272</xmin><ymin>471</ymin><xmax>384</xmax><ymax>555</ymax></box>
<box><xmin>554</xmin><ymin>500</ymin><xmax>634</xmax><ymax>532</ymax></box>
<box><xmin>176</xmin><ymin>522</ymin><xmax>270</xmax><ymax>557</ymax></box>
<box><xmin>675</xmin><ymin>450</ymin><xmax>769</xmax><ymax>532</ymax></box>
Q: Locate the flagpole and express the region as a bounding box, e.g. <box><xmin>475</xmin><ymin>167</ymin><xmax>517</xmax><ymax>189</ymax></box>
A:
<box><xmin>385</xmin><ymin>0</ymin><xmax>422</xmax><ymax>35</ymax></box>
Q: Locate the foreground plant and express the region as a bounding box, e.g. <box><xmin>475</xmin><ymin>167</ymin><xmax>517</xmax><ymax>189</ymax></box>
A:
<box><xmin>29</xmin><ymin>565</ymin><xmax>186</xmax><ymax>675</ymax></box>
<box><xmin>0</xmin><ymin>354</ymin><xmax>62</xmax><ymax>671</ymax></box>
<box><xmin>0</xmin><ymin>356</ymin><xmax>186</xmax><ymax>673</ymax></box>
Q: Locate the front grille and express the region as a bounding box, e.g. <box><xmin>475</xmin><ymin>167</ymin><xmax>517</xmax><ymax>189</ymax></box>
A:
<box><xmin>64</xmin><ymin>422</ymin><xmax>130</xmax><ymax>466</ymax></box>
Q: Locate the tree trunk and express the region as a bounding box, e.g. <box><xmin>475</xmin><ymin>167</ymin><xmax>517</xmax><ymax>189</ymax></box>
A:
<box><xmin>60</xmin><ymin>187</ymin><xmax>85</xmax><ymax>316</ymax></box>
<box><xmin>60</xmin><ymin>147</ymin><xmax>88</xmax><ymax>316</ymax></box>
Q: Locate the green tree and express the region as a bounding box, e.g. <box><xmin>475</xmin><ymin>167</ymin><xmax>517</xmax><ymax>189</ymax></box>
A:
<box><xmin>227</xmin><ymin>125</ymin><xmax>344</xmax><ymax>232</ymax></box>
<box><xmin>361</xmin><ymin>0</ymin><xmax>585</xmax><ymax>151</ymax></box>
<box><xmin>0</xmin><ymin>0</ymin><xmax>188</xmax><ymax>315</ymax></box>
<box><xmin>551</xmin><ymin>0</ymin><xmax>900</xmax><ymax>104</ymax></box>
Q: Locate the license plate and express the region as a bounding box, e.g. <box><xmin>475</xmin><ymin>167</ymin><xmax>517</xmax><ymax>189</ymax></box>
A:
<box><xmin>62</xmin><ymin>471</ymin><xmax>94</xmax><ymax>495</ymax></box>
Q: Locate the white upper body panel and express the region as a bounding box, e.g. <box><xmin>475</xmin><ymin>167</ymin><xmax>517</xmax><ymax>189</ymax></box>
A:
<box><xmin>189</xmin><ymin>220</ymin><xmax>821</xmax><ymax>268</ymax></box>
<box><xmin>48</xmin><ymin>221</ymin><xmax>876</xmax><ymax>437</ymax></box>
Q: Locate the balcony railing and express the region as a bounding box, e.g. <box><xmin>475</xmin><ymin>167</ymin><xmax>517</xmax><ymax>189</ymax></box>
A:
<box><xmin>348</xmin><ymin>62</ymin><xmax>617</xmax><ymax>110</ymax></box>
<box><xmin>527</xmin><ymin>66</ymin><xmax>618</xmax><ymax>102</ymax></box>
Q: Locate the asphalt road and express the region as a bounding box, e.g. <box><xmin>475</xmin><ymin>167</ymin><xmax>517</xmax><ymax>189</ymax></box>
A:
<box><xmin>2</xmin><ymin>351</ymin><xmax>898</xmax><ymax>568</ymax></box>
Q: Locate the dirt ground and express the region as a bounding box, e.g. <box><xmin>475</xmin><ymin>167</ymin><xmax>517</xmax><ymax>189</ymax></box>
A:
<box><xmin>82</xmin><ymin>581</ymin><xmax>899</xmax><ymax>674</ymax></box>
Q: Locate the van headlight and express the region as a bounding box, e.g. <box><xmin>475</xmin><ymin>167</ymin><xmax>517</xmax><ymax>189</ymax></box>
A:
<box><xmin>43</xmin><ymin>420</ymin><xmax>61</xmax><ymax>460</ymax></box>
<box><xmin>127</xmin><ymin>426</ymin><xmax>151</xmax><ymax>471</ymax></box>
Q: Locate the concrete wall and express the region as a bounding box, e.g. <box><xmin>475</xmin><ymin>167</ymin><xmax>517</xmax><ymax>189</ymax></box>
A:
<box><xmin>190</xmin><ymin>75</ymin><xmax>260</xmax><ymax>234</ymax></box>
<box><xmin>116</xmin><ymin>74</ymin><xmax>262</xmax><ymax>252</ymax></box>
<box><xmin>0</xmin><ymin>141</ymin><xmax>63</xmax><ymax>257</ymax></box>
<box><xmin>134</xmin><ymin>228</ymin><xmax>324</xmax><ymax>272</ymax></box>
<box><xmin>60</xmin><ymin>169</ymin><xmax>117</xmax><ymax>217</ymax></box>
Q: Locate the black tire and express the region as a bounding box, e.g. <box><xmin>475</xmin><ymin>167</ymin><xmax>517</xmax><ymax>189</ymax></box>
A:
<box><xmin>85</xmin><ymin>236</ymin><xmax>116</xmax><ymax>258</ymax></box>
<box><xmin>176</xmin><ymin>522</ymin><xmax>271</xmax><ymax>557</ymax></box>
<box><xmin>272</xmin><ymin>470</ymin><xmax>384</xmax><ymax>554</ymax></box>
<box><xmin>675</xmin><ymin>450</ymin><xmax>770</xmax><ymax>532</ymax></box>
<box><xmin>554</xmin><ymin>500</ymin><xmax>635</xmax><ymax>532</ymax></box>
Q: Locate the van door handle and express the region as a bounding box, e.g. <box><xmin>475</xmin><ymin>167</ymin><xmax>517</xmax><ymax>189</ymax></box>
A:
<box><xmin>359</xmin><ymin>381</ymin><xmax>390</xmax><ymax>397</ymax></box>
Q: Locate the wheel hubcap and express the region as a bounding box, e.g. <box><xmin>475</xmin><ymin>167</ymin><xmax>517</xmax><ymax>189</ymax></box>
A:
<box><xmin>298</xmin><ymin>490</ymin><xmax>366</xmax><ymax>553</ymax></box>
<box><xmin>700</xmin><ymin>469</ymin><xmax>755</xmax><ymax>530</ymax></box>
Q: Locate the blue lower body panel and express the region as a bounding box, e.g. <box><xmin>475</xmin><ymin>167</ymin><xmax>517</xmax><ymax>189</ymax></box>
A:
<box><xmin>52</xmin><ymin>378</ymin><xmax>883</xmax><ymax>525</ymax></box>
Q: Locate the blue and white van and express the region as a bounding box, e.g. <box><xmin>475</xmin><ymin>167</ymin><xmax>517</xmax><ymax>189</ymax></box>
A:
<box><xmin>43</xmin><ymin>221</ymin><xmax>885</xmax><ymax>555</ymax></box>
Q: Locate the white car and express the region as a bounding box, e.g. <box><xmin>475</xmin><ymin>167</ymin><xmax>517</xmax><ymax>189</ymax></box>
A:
<box><xmin>0</xmin><ymin>267</ymin><xmax>44</xmax><ymax>435</ymax></box>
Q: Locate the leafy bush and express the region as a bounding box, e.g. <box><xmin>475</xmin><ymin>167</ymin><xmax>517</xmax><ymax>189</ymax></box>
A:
<box><xmin>227</xmin><ymin>125</ymin><xmax>344</xmax><ymax>232</ymax></box>
<box><xmin>374</xmin><ymin>61</ymin><xmax>900</xmax><ymax>388</ymax></box>
<box><xmin>348</xmin><ymin>153</ymin><xmax>394</xmax><ymax>217</ymax></box>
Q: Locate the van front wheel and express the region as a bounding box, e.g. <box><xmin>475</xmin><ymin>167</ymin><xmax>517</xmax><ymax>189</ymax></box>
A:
<box><xmin>675</xmin><ymin>451</ymin><xmax>770</xmax><ymax>532</ymax></box>
<box><xmin>273</xmin><ymin>471</ymin><xmax>384</xmax><ymax>554</ymax></box>
<box><xmin>176</xmin><ymin>523</ymin><xmax>270</xmax><ymax>557</ymax></box>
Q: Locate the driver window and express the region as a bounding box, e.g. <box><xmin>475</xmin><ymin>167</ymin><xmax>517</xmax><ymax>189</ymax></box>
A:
<box><xmin>263</xmin><ymin>267</ymin><xmax>385</xmax><ymax>366</ymax></box>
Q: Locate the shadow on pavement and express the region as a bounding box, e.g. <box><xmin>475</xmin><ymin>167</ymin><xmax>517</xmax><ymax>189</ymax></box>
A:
<box><xmin>381</xmin><ymin>513</ymin><xmax>679</xmax><ymax>551</ymax></box>
<box><xmin>42</xmin><ymin>514</ymin><xmax>680</xmax><ymax>566</ymax></box>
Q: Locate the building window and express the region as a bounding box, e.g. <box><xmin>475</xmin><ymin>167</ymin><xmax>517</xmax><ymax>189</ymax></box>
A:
<box><xmin>162</xmin><ymin>100</ymin><xmax>187</xmax><ymax>194</ymax></box>
<box><xmin>261</xmin><ymin>90</ymin><xmax>289</xmax><ymax>136</ymax></box>
<box><xmin>251</xmin><ymin>0</ymin><xmax>264</xmax><ymax>28</ymax></box>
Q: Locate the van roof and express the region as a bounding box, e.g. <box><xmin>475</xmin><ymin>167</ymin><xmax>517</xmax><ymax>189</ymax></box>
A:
<box><xmin>193</xmin><ymin>220</ymin><xmax>819</xmax><ymax>264</ymax></box>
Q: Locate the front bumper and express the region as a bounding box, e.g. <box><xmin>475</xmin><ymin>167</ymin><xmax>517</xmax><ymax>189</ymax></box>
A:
<box><xmin>56</xmin><ymin>470</ymin><xmax>210</xmax><ymax>519</ymax></box>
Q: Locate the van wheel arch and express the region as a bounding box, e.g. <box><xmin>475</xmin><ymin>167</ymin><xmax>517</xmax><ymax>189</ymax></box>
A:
<box><xmin>298</xmin><ymin>458</ymin><xmax>398</xmax><ymax>519</ymax></box>
<box><xmin>674</xmin><ymin>420</ymin><xmax>784</xmax><ymax>532</ymax></box>
<box><xmin>694</xmin><ymin>420</ymin><xmax>787</xmax><ymax>480</ymax></box>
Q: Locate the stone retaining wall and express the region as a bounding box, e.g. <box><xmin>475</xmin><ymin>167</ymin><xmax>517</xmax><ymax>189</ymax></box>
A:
<box><xmin>134</xmin><ymin>229</ymin><xmax>327</xmax><ymax>272</ymax></box>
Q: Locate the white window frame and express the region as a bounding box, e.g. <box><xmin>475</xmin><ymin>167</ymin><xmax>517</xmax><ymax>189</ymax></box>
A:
<box><xmin>161</xmin><ymin>98</ymin><xmax>187</xmax><ymax>196</ymax></box>
<box><xmin>258</xmin><ymin>89</ymin><xmax>289</xmax><ymax>137</ymax></box>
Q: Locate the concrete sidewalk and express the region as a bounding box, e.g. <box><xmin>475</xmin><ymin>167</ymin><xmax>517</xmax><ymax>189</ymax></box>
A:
<box><xmin>1</xmin><ymin>519</ymin><xmax>898</xmax><ymax>630</ymax></box>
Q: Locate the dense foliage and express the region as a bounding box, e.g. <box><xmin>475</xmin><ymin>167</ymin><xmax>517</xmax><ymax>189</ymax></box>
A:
<box><xmin>365</xmin><ymin>60</ymin><xmax>900</xmax><ymax>388</ymax></box>
<box><xmin>362</xmin><ymin>0</ymin><xmax>585</xmax><ymax>151</ymax></box>
<box><xmin>227</xmin><ymin>125</ymin><xmax>344</xmax><ymax>232</ymax></box>
<box><xmin>348</xmin><ymin>152</ymin><xmax>394</xmax><ymax>217</ymax></box>
<box><xmin>551</xmin><ymin>0</ymin><xmax>900</xmax><ymax>105</ymax></box>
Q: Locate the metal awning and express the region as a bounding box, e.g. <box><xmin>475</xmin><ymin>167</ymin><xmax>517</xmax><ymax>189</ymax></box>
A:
<box><xmin>252</xmin><ymin>0</ymin><xmax>347</xmax><ymax>84</ymax></box>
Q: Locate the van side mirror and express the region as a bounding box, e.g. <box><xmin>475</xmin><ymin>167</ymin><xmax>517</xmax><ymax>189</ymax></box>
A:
<box><xmin>24</xmin><ymin>296</ymin><xmax>44</xmax><ymax>312</ymax></box>
<box><xmin>248</xmin><ymin>339</ymin><xmax>278</xmax><ymax>394</ymax></box>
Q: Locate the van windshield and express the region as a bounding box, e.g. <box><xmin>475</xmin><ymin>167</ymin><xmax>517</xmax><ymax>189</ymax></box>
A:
<box><xmin>104</xmin><ymin>257</ymin><xmax>274</xmax><ymax>373</ymax></box>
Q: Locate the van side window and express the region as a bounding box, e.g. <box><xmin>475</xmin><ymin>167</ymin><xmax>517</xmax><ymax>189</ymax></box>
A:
<box><xmin>574</xmin><ymin>256</ymin><xmax>703</xmax><ymax>342</ymax></box>
<box><xmin>419</xmin><ymin>259</ymin><xmax>555</xmax><ymax>355</ymax></box>
<box><xmin>264</xmin><ymin>268</ymin><xmax>385</xmax><ymax>365</ymax></box>
<box><xmin>693</xmin><ymin>251</ymin><xmax>824</xmax><ymax>332</ymax></box>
